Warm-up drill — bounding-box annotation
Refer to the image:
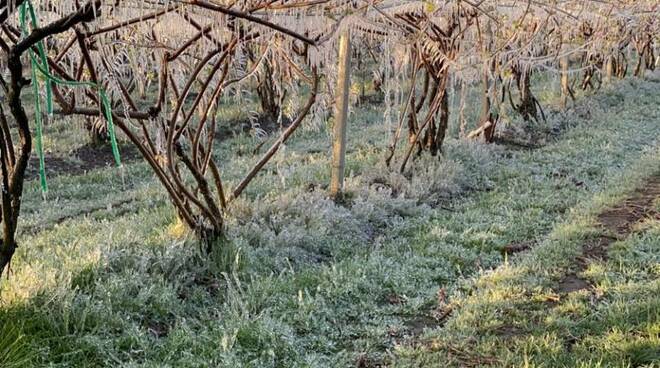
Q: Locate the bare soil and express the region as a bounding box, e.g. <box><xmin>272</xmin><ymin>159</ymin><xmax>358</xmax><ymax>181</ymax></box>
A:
<box><xmin>494</xmin><ymin>174</ymin><xmax>660</xmax><ymax>337</ymax></box>
<box><xmin>554</xmin><ymin>273</ymin><xmax>593</xmax><ymax>294</ymax></box>
<box><xmin>553</xmin><ymin>174</ymin><xmax>660</xmax><ymax>294</ymax></box>
<box><xmin>26</xmin><ymin>143</ymin><xmax>141</xmax><ymax>180</ymax></box>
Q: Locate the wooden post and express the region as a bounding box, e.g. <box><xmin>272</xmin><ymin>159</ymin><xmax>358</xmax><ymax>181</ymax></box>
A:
<box><xmin>476</xmin><ymin>19</ymin><xmax>494</xmax><ymax>141</ymax></box>
<box><xmin>330</xmin><ymin>29</ymin><xmax>351</xmax><ymax>199</ymax></box>
<box><xmin>560</xmin><ymin>56</ymin><xmax>569</xmax><ymax>108</ymax></box>
<box><xmin>560</xmin><ymin>42</ymin><xmax>571</xmax><ymax>109</ymax></box>
<box><xmin>604</xmin><ymin>54</ymin><xmax>613</xmax><ymax>84</ymax></box>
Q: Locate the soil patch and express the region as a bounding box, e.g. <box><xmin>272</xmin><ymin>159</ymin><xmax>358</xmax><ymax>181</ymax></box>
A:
<box><xmin>554</xmin><ymin>273</ymin><xmax>592</xmax><ymax>294</ymax></box>
<box><xmin>355</xmin><ymin>353</ymin><xmax>386</xmax><ymax>368</ymax></box>
<box><xmin>487</xmin><ymin>173</ymin><xmax>660</xmax><ymax>353</ymax></box>
<box><xmin>597</xmin><ymin>176</ymin><xmax>660</xmax><ymax>234</ymax></box>
<box><xmin>26</xmin><ymin>143</ymin><xmax>142</xmax><ymax>180</ymax></box>
<box><xmin>501</xmin><ymin>240</ymin><xmax>535</xmax><ymax>255</ymax></box>
<box><xmin>73</xmin><ymin>143</ymin><xmax>141</xmax><ymax>170</ymax></box>
<box><xmin>581</xmin><ymin>175</ymin><xmax>659</xmax><ymax>268</ymax></box>
<box><xmin>555</xmin><ymin>174</ymin><xmax>660</xmax><ymax>295</ymax></box>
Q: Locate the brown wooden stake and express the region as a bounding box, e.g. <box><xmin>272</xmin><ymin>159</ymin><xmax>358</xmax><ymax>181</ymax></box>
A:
<box><xmin>330</xmin><ymin>29</ymin><xmax>351</xmax><ymax>200</ymax></box>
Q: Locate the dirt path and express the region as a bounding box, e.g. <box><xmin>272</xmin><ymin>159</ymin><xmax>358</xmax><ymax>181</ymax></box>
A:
<box><xmin>432</xmin><ymin>173</ymin><xmax>660</xmax><ymax>366</ymax></box>
<box><xmin>553</xmin><ymin>174</ymin><xmax>660</xmax><ymax>295</ymax></box>
<box><xmin>418</xmin><ymin>172</ymin><xmax>660</xmax><ymax>348</ymax></box>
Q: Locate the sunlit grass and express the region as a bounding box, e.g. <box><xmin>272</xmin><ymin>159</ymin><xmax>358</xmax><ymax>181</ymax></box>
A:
<box><xmin>0</xmin><ymin>75</ymin><xmax>659</xmax><ymax>367</ymax></box>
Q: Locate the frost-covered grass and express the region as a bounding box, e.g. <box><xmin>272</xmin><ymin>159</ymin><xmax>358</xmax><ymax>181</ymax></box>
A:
<box><xmin>395</xmin><ymin>155</ymin><xmax>660</xmax><ymax>367</ymax></box>
<box><xmin>0</xmin><ymin>74</ymin><xmax>659</xmax><ymax>367</ymax></box>
<box><xmin>395</xmin><ymin>78</ymin><xmax>660</xmax><ymax>367</ymax></box>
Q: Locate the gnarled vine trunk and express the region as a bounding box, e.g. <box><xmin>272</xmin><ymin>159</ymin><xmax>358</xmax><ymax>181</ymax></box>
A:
<box><xmin>0</xmin><ymin>0</ymin><xmax>102</xmax><ymax>276</ymax></box>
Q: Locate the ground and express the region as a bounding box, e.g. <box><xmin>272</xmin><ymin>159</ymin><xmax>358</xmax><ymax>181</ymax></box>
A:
<box><xmin>0</xmin><ymin>73</ymin><xmax>659</xmax><ymax>367</ymax></box>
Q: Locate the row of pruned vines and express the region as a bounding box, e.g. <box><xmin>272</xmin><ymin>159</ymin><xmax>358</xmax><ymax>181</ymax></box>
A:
<box><xmin>0</xmin><ymin>0</ymin><xmax>658</xmax><ymax>275</ymax></box>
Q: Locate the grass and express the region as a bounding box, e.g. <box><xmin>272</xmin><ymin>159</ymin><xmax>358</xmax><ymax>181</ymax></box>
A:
<box><xmin>0</xmin><ymin>73</ymin><xmax>659</xmax><ymax>367</ymax></box>
<box><xmin>395</xmin><ymin>159</ymin><xmax>660</xmax><ymax>367</ymax></box>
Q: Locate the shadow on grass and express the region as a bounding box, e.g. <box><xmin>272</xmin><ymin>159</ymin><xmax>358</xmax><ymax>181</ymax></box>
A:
<box><xmin>0</xmin><ymin>238</ymin><xmax>248</xmax><ymax>367</ymax></box>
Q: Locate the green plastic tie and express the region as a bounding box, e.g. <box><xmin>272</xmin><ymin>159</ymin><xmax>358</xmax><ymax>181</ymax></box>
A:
<box><xmin>19</xmin><ymin>0</ymin><xmax>122</xmax><ymax>195</ymax></box>
<box><xmin>20</xmin><ymin>1</ymin><xmax>50</xmax><ymax>194</ymax></box>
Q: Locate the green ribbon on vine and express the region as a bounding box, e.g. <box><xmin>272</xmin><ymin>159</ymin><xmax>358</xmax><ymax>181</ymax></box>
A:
<box><xmin>19</xmin><ymin>0</ymin><xmax>122</xmax><ymax>195</ymax></box>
